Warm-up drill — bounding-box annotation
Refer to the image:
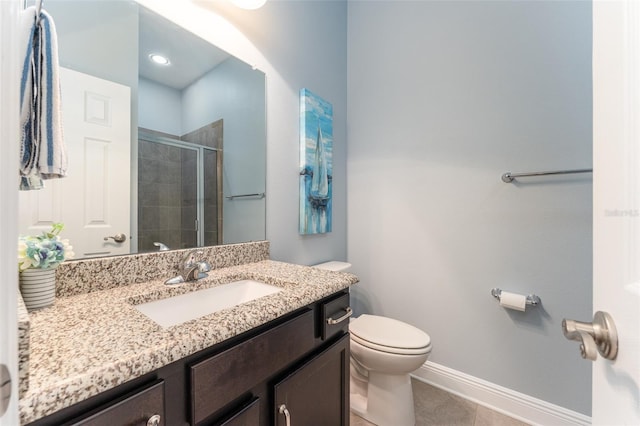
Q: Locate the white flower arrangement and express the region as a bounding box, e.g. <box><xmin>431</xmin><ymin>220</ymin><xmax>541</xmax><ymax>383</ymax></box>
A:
<box><xmin>18</xmin><ymin>223</ymin><xmax>75</xmax><ymax>271</ymax></box>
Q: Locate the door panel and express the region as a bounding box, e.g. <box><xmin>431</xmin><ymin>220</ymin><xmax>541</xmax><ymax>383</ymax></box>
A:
<box><xmin>18</xmin><ymin>67</ymin><xmax>131</xmax><ymax>258</ymax></box>
<box><xmin>592</xmin><ymin>1</ymin><xmax>640</xmax><ymax>424</ymax></box>
<box><xmin>274</xmin><ymin>334</ymin><xmax>349</xmax><ymax>426</ymax></box>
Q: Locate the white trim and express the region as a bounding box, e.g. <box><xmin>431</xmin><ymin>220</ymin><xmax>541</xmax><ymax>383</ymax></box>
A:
<box><xmin>0</xmin><ymin>0</ymin><xmax>20</xmax><ymax>424</ymax></box>
<box><xmin>412</xmin><ymin>362</ymin><xmax>591</xmax><ymax>426</ymax></box>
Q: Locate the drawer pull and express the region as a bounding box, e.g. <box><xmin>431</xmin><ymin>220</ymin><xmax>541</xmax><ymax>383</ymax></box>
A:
<box><xmin>147</xmin><ymin>414</ymin><xmax>161</xmax><ymax>426</ymax></box>
<box><xmin>326</xmin><ymin>307</ymin><xmax>353</xmax><ymax>325</ymax></box>
<box><xmin>279</xmin><ymin>404</ymin><xmax>291</xmax><ymax>426</ymax></box>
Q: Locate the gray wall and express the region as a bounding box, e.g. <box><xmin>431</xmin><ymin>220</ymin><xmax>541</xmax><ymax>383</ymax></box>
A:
<box><xmin>223</xmin><ymin>0</ymin><xmax>349</xmax><ymax>263</ymax></box>
<box><xmin>347</xmin><ymin>0</ymin><xmax>592</xmax><ymax>415</ymax></box>
<box><xmin>138</xmin><ymin>77</ymin><xmax>182</xmax><ymax>136</ymax></box>
<box><xmin>182</xmin><ymin>58</ymin><xmax>267</xmax><ymax>244</ymax></box>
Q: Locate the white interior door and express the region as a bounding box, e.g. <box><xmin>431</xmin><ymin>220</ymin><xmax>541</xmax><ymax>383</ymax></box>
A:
<box><xmin>592</xmin><ymin>1</ymin><xmax>640</xmax><ymax>424</ymax></box>
<box><xmin>19</xmin><ymin>67</ymin><xmax>131</xmax><ymax>258</ymax></box>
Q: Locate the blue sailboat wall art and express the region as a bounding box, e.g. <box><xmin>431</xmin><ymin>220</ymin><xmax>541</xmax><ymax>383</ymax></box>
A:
<box><xmin>300</xmin><ymin>88</ymin><xmax>333</xmax><ymax>234</ymax></box>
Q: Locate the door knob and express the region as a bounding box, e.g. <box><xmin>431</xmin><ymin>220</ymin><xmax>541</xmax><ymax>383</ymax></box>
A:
<box><xmin>562</xmin><ymin>311</ymin><xmax>618</xmax><ymax>361</ymax></box>
<box><xmin>103</xmin><ymin>233</ymin><xmax>127</xmax><ymax>243</ymax></box>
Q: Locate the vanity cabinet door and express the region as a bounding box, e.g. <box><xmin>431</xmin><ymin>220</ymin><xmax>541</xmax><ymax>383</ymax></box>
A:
<box><xmin>274</xmin><ymin>334</ymin><xmax>350</xmax><ymax>426</ymax></box>
<box><xmin>191</xmin><ymin>310</ymin><xmax>315</xmax><ymax>424</ymax></box>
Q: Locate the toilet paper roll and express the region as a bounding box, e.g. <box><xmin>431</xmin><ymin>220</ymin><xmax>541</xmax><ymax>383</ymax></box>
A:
<box><xmin>499</xmin><ymin>291</ymin><xmax>527</xmax><ymax>312</ymax></box>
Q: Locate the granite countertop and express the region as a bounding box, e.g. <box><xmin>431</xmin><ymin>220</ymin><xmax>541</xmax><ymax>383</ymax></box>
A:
<box><xmin>19</xmin><ymin>260</ymin><xmax>358</xmax><ymax>424</ymax></box>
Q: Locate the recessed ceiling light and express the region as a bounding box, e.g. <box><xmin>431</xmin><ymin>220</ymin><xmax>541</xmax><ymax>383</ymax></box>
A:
<box><xmin>230</xmin><ymin>0</ymin><xmax>267</xmax><ymax>10</ymax></box>
<box><xmin>149</xmin><ymin>54</ymin><xmax>170</xmax><ymax>66</ymax></box>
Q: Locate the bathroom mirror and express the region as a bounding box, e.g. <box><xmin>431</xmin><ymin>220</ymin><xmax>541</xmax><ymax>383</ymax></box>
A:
<box><xmin>18</xmin><ymin>0</ymin><xmax>266</xmax><ymax>259</ymax></box>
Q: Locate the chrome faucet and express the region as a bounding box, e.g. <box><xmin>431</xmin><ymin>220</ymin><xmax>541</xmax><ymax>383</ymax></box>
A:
<box><xmin>182</xmin><ymin>249</ymin><xmax>211</xmax><ymax>280</ymax></box>
<box><xmin>153</xmin><ymin>241</ymin><xmax>170</xmax><ymax>251</ymax></box>
<box><xmin>164</xmin><ymin>249</ymin><xmax>212</xmax><ymax>285</ymax></box>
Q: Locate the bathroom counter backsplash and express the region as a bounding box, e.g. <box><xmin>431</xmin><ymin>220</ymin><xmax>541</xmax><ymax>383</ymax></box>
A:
<box><xmin>54</xmin><ymin>240</ymin><xmax>271</xmax><ymax>297</ymax></box>
<box><xmin>18</xmin><ymin>249</ymin><xmax>358</xmax><ymax>424</ymax></box>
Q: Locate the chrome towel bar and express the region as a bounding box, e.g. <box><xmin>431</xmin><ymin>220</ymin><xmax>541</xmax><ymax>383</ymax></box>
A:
<box><xmin>501</xmin><ymin>168</ymin><xmax>592</xmax><ymax>183</ymax></box>
<box><xmin>225</xmin><ymin>192</ymin><xmax>265</xmax><ymax>200</ymax></box>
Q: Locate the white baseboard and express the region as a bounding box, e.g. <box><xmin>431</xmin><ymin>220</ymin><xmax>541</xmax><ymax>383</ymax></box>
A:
<box><xmin>411</xmin><ymin>361</ymin><xmax>591</xmax><ymax>426</ymax></box>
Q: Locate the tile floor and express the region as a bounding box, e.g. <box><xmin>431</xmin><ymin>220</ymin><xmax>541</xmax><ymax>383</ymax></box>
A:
<box><xmin>350</xmin><ymin>378</ymin><xmax>530</xmax><ymax>426</ymax></box>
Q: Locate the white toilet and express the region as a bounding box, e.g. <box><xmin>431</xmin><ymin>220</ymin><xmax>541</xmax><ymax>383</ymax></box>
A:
<box><xmin>312</xmin><ymin>261</ymin><xmax>432</xmax><ymax>426</ymax></box>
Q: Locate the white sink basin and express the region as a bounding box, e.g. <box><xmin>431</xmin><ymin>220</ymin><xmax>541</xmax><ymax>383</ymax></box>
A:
<box><xmin>135</xmin><ymin>279</ymin><xmax>282</xmax><ymax>328</ymax></box>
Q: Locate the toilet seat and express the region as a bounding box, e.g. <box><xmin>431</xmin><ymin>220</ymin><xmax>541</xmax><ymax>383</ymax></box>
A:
<box><xmin>349</xmin><ymin>314</ymin><xmax>432</xmax><ymax>355</ymax></box>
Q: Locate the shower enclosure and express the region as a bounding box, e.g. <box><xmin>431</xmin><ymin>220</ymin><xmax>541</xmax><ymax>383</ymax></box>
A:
<box><xmin>137</xmin><ymin>126</ymin><xmax>223</xmax><ymax>252</ymax></box>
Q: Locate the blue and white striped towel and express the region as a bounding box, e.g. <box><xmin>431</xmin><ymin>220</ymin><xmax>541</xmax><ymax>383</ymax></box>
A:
<box><xmin>19</xmin><ymin>6</ymin><xmax>67</xmax><ymax>191</ymax></box>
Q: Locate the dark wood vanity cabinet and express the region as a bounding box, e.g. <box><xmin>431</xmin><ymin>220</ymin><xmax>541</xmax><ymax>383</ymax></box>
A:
<box><xmin>274</xmin><ymin>334</ymin><xmax>350</xmax><ymax>426</ymax></box>
<box><xmin>28</xmin><ymin>289</ymin><xmax>351</xmax><ymax>426</ymax></box>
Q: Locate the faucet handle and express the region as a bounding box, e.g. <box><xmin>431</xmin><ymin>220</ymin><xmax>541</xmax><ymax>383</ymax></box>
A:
<box><xmin>182</xmin><ymin>249</ymin><xmax>205</xmax><ymax>267</ymax></box>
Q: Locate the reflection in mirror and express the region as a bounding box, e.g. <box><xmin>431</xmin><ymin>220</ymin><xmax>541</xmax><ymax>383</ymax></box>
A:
<box><xmin>18</xmin><ymin>1</ymin><xmax>266</xmax><ymax>259</ymax></box>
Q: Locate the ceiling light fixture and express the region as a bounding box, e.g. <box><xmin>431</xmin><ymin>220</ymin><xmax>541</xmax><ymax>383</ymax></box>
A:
<box><xmin>230</xmin><ymin>0</ymin><xmax>267</xmax><ymax>10</ymax></box>
<box><xmin>149</xmin><ymin>53</ymin><xmax>170</xmax><ymax>66</ymax></box>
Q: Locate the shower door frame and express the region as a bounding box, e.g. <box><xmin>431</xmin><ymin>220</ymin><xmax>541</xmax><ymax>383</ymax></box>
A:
<box><xmin>138</xmin><ymin>130</ymin><xmax>223</xmax><ymax>248</ymax></box>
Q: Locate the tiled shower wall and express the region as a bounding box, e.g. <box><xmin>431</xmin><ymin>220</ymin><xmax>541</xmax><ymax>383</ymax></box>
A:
<box><xmin>138</xmin><ymin>139</ymin><xmax>184</xmax><ymax>252</ymax></box>
<box><xmin>138</xmin><ymin>121</ymin><xmax>222</xmax><ymax>252</ymax></box>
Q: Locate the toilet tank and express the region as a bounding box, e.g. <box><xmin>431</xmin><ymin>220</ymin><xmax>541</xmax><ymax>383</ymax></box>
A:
<box><xmin>311</xmin><ymin>261</ymin><xmax>352</xmax><ymax>272</ymax></box>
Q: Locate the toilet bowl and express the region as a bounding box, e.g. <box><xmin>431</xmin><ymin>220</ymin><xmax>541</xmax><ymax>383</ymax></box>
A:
<box><xmin>311</xmin><ymin>261</ymin><xmax>432</xmax><ymax>426</ymax></box>
<box><xmin>349</xmin><ymin>314</ymin><xmax>431</xmax><ymax>426</ymax></box>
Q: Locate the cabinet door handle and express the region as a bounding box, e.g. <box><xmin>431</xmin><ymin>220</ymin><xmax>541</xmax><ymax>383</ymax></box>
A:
<box><xmin>279</xmin><ymin>404</ymin><xmax>291</xmax><ymax>426</ymax></box>
<box><xmin>146</xmin><ymin>414</ymin><xmax>161</xmax><ymax>426</ymax></box>
<box><xmin>326</xmin><ymin>307</ymin><xmax>353</xmax><ymax>325</ymax></box>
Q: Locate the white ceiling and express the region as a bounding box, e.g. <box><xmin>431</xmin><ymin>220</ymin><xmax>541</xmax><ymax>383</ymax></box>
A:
<box><xmin>138</xmin><ymin>6</ymin><xmax>230</xmax><ymax>90</ymax></box>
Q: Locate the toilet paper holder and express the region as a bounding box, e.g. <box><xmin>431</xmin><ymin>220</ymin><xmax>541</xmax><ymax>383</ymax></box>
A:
<box><xmin>491</xmin><ymin>288</ymin><xmax>540</xmax><ymax>307</ymax></box>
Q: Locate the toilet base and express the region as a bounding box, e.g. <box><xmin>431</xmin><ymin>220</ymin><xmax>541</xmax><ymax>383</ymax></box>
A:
<box><xmin>350</xmin><ymin>370</ymin><xmax>416</xmax><ymax>426</ymax></box>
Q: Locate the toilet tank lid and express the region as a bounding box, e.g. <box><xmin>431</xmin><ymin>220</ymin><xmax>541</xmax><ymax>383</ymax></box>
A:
<box><xmin>350</xmin><ymin>314</ymin><xmax>431</xmax><ymax>350</ymax></box>
<box><xmin>311</xmin><ymin>261</ymin><xmax>352</xmax><ymax>272</ymax></box>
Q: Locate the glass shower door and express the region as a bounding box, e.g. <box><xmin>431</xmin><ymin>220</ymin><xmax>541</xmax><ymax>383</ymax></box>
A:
<box><xmin>203</xmin><ymin>149</ymin><xmax>221</xmax><ymax>246</ymax></box>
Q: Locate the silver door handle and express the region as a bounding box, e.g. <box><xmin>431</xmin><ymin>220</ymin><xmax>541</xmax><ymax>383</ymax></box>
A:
<box><xmin>562</xmin><ymin>311</ymin><xmax>618</xmax><ymax>361</ymax></box>
<box><xmin>279</xmin><ymin>404</ymin><xmax>291</xmax><ymax>426</ymax></box>
<box><xmin>103</xmin><ymin>233</ymin><xmax>127</xmax><ymax>243</ymax></box>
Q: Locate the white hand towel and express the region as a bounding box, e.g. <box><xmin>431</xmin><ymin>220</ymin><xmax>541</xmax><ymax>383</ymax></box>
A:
<box><xmin>19</xmin><ymin>6</ymin><xmax>67</xmax><ymax>190</ymax></box>
<box><xmin>19</xmin><ymin>6</ymin><xmax>40</xmax><ymax>189</ymax></box>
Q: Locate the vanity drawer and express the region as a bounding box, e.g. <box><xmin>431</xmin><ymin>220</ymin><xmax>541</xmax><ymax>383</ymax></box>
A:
<box><xmin>190</xmin><ymin>309</ymin><xmax>315</xmax><ymax>424</ymax></box>
<box><xmin>321</xmin><ymin>292</ymin><xmax>351</xmax><ymax>340</ymax></box>
<box><xmin>69</xmin><ymin>380</ymin><xmax>164</xmax><ymax>426</ymax></box>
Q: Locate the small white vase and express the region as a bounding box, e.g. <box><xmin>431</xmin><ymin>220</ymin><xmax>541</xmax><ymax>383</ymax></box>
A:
<box><xmin>19</xmin><ymin>268</ymin><xmax>56</xmax><ymax>311</ymax></box>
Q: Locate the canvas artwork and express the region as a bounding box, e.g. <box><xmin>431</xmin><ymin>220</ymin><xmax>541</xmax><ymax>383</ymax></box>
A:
<box><xmin>299</xmin><ymin>89</ymin><xmax>333</xmax><ymax>235</ymax></box>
